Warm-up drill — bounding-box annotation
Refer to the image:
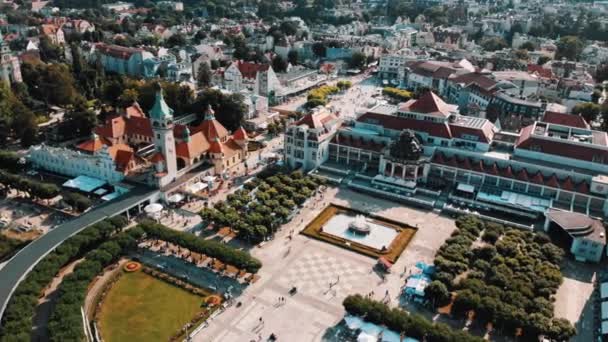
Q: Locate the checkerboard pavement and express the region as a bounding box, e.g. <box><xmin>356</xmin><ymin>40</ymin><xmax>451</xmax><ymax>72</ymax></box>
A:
<box><xmin>277</xmin><ymin>251</ymin><xmax>371</xmax><ymax>301</ymax></box>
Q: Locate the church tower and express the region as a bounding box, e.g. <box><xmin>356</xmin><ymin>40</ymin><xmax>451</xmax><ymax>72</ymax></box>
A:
<box><xmin>150</xmin><ymin>84</ymin><xmax>177</xmax><ymax>186</ymax></box>
<box><xmin>0</xmin><ymin>31</ymin><xmax>22</xmax><ymax>84</ymax></box>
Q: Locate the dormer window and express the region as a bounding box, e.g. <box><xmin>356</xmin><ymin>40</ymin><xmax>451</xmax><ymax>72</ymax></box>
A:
<box><xmin>530</xmin><ymin>145</ymin><xmax>541</xmax><ymax>152</ymax></box>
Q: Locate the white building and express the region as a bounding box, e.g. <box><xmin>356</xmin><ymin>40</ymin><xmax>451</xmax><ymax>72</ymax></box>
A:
<box><xmin>284</xmin><ymin>108</ymin><xmax>341</xmax><ymax>171</ymax></box>
<box><xmin>544</xmin><ymin>210</ymin><xmax>606</xmax><ymax>263</ymax></box>
<box><xmin>28</xmin><ymin>145</ymin><xmax>126</xmax><ymax>184</ymax></box>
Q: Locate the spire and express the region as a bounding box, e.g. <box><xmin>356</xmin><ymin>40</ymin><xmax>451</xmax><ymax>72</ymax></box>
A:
<box><xmin>149</xmin><ymin>83</ymin><xmax>174</xmax><ymax>121</ymax></box>
<box><xmin>204</xmin><ymin>104</ymin><xmax>215</xmax><ymax>120</ymax></box>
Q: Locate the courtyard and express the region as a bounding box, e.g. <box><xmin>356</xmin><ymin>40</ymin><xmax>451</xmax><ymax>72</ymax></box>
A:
<box><xmin>193</xmin><ymin>186</ymin><xmax>458</xmax><ymax>341</ymax></box>
<box><xmin>97</xmin><ymin>269</ymin><xmax>214</xmax><ymax>342</ymax></box>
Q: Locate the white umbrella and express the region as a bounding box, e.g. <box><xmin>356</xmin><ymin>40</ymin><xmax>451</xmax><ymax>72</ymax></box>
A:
<box><xmin>144</xmin><ymin>203</ymin><xmax>163</xmax><ymax>214</ymax></box>
<box><xmin>167</xmin><ymin>193</ymin><xmax>184</xmax><ymax>203</ymax></box>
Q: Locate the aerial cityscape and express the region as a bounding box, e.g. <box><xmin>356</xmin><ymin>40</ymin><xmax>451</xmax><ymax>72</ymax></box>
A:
<box><xmin>0</xmin><ymin>0</ymin><xmax>607</xmax><ymax>341</ymax></box>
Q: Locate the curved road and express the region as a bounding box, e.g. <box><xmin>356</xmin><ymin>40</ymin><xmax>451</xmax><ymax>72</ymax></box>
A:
<box><xmin>0</xmin><ymin>186</ymin><xmax>158</xmax><ymax>322</ymax></box>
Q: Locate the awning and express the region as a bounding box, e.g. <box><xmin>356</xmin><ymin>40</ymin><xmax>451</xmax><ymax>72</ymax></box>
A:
<box><xmin>378</xmin><ymin>257</ymin><xmax>392</xmax><ymax>269</ymax></box>
<box><xmin>456</xmin><ymin>183</ymin><xmax>475</xmax><ymax>193</ymax></box>
<box><xmin>186</xmin><ymin>182</ymin><xmax>208</xmax><ymax>193</ymax></box>
<box><xmin>63</xmin><ymin>175</ymin><xmax>106</xmax><ymax>193</ymax></box>
<box><xmin>603</xmin><ymin>301</ymin><xmax>608</xmax><ymax>320</ymax></box>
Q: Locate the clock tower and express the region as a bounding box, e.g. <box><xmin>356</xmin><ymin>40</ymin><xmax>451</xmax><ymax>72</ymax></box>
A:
<box><xmin>150</xmin><ymin>84</ymin><xmax>177</xmax><ymax>186</ymax></box>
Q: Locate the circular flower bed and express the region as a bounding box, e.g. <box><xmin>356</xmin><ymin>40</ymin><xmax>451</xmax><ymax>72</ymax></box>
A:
<box><xmin>205</xmin><ymin>295</ymin><xmax>222</xmax><ymax>307</ymax></box>
<box><xmin>123</xmin><ymin>261</ymin><xmax>142</xmax><ymax>273</ymax></box>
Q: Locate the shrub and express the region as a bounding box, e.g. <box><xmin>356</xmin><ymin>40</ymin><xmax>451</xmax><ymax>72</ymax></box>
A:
<box><xmin>382</xmin><ymin>87</ymin><xmax>413</xmax><ymax>102</ymax></box>
<box><xmin>62</xmin><ymin>192</ymin><xmax>92</xmax><ymax>212</ymax></box>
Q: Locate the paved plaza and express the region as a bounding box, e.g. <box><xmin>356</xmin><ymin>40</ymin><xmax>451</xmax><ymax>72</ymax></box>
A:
<box><xmin>194</xmin><ymin>187</ymin><xmax>459</xmax><ymax>342</ymax></box>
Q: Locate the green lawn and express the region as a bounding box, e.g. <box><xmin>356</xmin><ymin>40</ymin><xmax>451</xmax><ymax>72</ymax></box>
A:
<box><xmin>98</xmin><ymin>271</ymin><xmax>205</xmax><ymax>342</ymax></box>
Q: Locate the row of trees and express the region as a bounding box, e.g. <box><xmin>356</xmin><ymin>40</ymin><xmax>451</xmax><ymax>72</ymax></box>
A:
<box><xmin>0</xmin><ymin>170</ymin><xmax>60</xmax><ymax>200</ymax></box>
<box><xmin>0</xmin><ymin>216</ymin><xmax>128</xmax><ymax>341</ymax></box>
<box><xmin>427</xmin><ymin>215</ymin><xmax>575</xmax><ymax>341</ymax></box>
<box><xmin>343</xmin><ymin>295</ymin><xmax>484</xmax><ymax>342</ymax></box>
<box><xmin>140</xmin><ymin>221</ymin><xmax>262</xmax><ymax>273</ymax></box>
<box><xmin>47</xmin><ymin>224</ymin><xmax>144</xmax><ymax>341</ymax></box>
<box><xmin>201</xmin><ymin>171</ymin><xmax>324</xmax><ymax>244</ymax></box>
<box><xmin>382</xmin><ymin>87</ymin><xmax>414</xmax><ymax>102</ymax></box>
<box><xmin>306</xmin><ymin>85</ymin><xmax>340</xmax><ymax>108</ymax></box>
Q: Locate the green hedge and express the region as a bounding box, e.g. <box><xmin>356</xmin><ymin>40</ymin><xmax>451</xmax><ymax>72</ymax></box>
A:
<box><xmin>0</xmin><ymin>217</ymin><xmax>129</xmax><ymax>342</ymax></box>
<box><xmin>343</xmin><ymin>295</ymin><xmax>483</xmax><ymax>342</ymax></box>
<box><xmin>382</xmin><ymin>87</ymin><xmax>413</xmax><ymax>102</ymax></box>
<box><xmin>140</xmin><ymin>221</ymin><xmax>262</xmax><ymax>273</ymax></box>
<box><xmin>47</xmin><ymin>227</ymin><xmax>144</xmax><ymax>342</ymax></box>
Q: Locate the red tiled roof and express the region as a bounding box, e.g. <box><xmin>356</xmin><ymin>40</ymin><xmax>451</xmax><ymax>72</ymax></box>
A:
<box><xmin>235</xmin><ymin>61</ymin><xmax>270</xmax><ymax>79</ymax></box>
<box><xmin>531</xmin><ymin>171</ymin><xmax>544</xmax><ymax>184</ymax></box>
<box><xmin>546</xmin><ymin>174</ymin><xmax>559</xmax><ymax>188</ymax></box>
<box><xmin>233</xmin><ymin>127</ymin><xmax>247</xmax><ymax>141</ymax></box>
<box><xmin>501</xmin><ymin>165</ymin><xmax>514</xmax><ymax>178</ymax></box>
<box><xmin>176</xmin><ymin>132</ymin><xmax>210</xmax><ymax>159</ymax></box>
<box><xmin>527</xmin><ymin>64</ymin><xmax>553</xmax><ymax>79</ymax></box>
<box><xmin>150</xmin><ymin>152</ymin><xmax>165</xmax><ymax>163</ymax></box>
<box><xmin>194</xmin><ymin>118</ymin><xmax>229</xmax><ymax>141</ymax></box>
<box><xmin>209</xmin><ymin>139</ymin><xmax>224</xmax><ymax>154</ymax></box>
<box><xmin>516</xmin><ymin>168</ymin><xmax>529</xmax><ymax>182</ymax></box>
<box><xmin>517</xmin><ymin>124</ymin><xmax>608</xmax><ymax>163</ymax></box>
<box><xmin>357</xmin><ymin>112</ymin><xmax>452</xmax><ymax>139</ymax></box>
<box><xmin>76</xmin><ymin>135</ymin><xmax>110</xmax><ymax>152</ymax></box>
<box><xmin>576</xmin><ymin>181</ymin><xmax>589</xmax><ymax>194</ymax></box>
<box><xmin>400</xmin><ymin>92</ymin><xmax>457</xmax><ymax>117</ymax></box>
<box><xmin>542</xmin><ymin>111</ymin><xmax>589</xmax><ymax>129</ymax></box>
<box><xmin>126</xmin><ymin>102</ymin><xmax>146</xmax><ymax>118</ymax></box>
<box><xmin>114</xmin><ymin>149</ymin><xmax>134</xmax><ymax>171</ymax></box>
<box><xmin>448</xmin><ymin>72</ymin><xmax>497</xmax><ymax>91</ymax></box>
<box><xmin>449</xmin><ymin>120</ymin><xmax>495</xmax><ymax>143</ymax></box>
<box><xmin>95</xmin><ymin>43</ymin><xmax>143</xmax><ymax>60</ymax></box>
<box><xmin>332</xmin><ymin>134</ymin><xmax>385</xmax><ymax>152</ymax></box>
<box><xmin>297</xmin><ymin>111</ymin><xmax>337</xmax><ymax>129</ymax></box>
<box><xmin>561</xmin><ymin>176</ymin><xmax>575</xmax><ymax>191</ymax></box>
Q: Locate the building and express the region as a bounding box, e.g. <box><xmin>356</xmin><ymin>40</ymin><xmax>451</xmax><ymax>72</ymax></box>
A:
<box><xmin>27</xmin><ymin>142</ymin><xmax>133</xmax><ymax>184</ymax></box>
<box><xmin>404</xmin><ymin>59</ymin><xmax>475</xmax><ymax>95</ymax></box>
<box><xmin>544</xmin><ymin>210</ymin><xmax>605</xmax><ymax>262</ymax></box>
<box><xmin>156</xmin><ymin>1</ymin><xmax>184</xmax><ymax>11</ymax></box>
<box><xmin>0</xmin><ymin>32</ymin><xmax>22</xmax><ymax>84</ymax></box>
<box><xmin>284</xmin><ymin>107</ymin><xmax>341</xmax><ymax>171</ymax></box>
<box><xmin>223</xmin><ymin>60</ymin><xmax>281</xmax><ymax>97</ymax></box>
<box><xmin>487</xmin><ymin>91</ymin><xmax>544</xmax><ymax>130</ymax></box>
<box><xmin>285</xmin><ymin>90</ymin><xmax>608</xmax><ymax>228</ymax></box>
<box><xmin>101</xmin><ymin>1</ymin><xmax>134</xmax><ymax>12</ymax></box>
<box><xmin>40</xmin><ymin>24</ymin><xmax>65</xmax><ymax>45</ymax></box>
<box><xmin>378</xmin><ymin>49</ymin><xmax>417</xmax><ymax>81</ymax></box>
<box><xmin>93</xmin><ymin>43</ymin><xmax>154</xmax><ymax>77</ymax></box>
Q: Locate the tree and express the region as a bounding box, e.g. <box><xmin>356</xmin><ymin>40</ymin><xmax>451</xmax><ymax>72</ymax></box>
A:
<box><xmin>118</xmin><ymin>88</ymin><xmax>139</xmax><ymax>107</ymax></box>
<box><xmin>572</xmin><ymin>102</ymin><xmax>600</xmax><ymax>123</ymax></box>
<box><xmin>425</xmin><ymin>281</ymin><xmax>451</xmax><ymax>307</ymax></box>
<box><xmin>272</xmin><ymin>55</ymin><xmax>288</xmax><ymax>73</ymax></box>
<box><xmin>520</xmin><ymin>41</ymin><xmax>536</xmax><ymax>51</ymax></box>
<box><xmin>349</xmin><ymin>52</ymin><xmax>367</xmax><ymax>69</ymax></box>
<box><xmin>39</xmin><ymin>36</ymin><xmax>62</xmax><ymax>62</ymax></box>
<box><xmin>481</xmin><ymin>37</ymin><xmax>508</xmax><ymax>51</ymax></box>
<box><xmin>287</xmin><ymin>50</ymin><xmax>298</xmax><ymax>65</ymax></box>
<box><xmin>166</xmin><ymin>33</ymin><xmax>187</xmax><ymax>48</ymax></box>
<box><xmin>556</xmin><ymin>36</ymin><xmax>583</xmax><ymax>61</ymax></box>
<box><xmin>197</xmin><ymin>63</ymin><xmax>212</xmax><ymax>88</ymax></box>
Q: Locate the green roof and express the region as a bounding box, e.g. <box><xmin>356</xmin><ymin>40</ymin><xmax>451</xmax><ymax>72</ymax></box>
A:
<box><xmin>149</xmin><ymin>89</ymin><xmax>174</xmax><ymax>120</ymax></box>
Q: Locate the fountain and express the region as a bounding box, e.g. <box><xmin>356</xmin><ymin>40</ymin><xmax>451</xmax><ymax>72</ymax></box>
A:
<box><xmin>348</xmin><ymin>215</ymin><xmax>371</xmax><ymax>235</ymax></box>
